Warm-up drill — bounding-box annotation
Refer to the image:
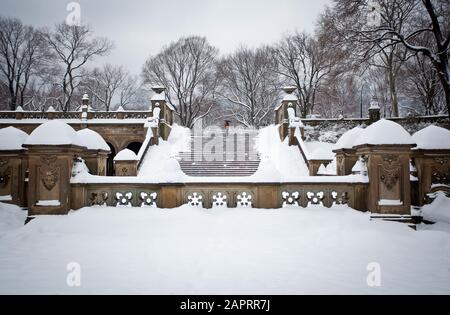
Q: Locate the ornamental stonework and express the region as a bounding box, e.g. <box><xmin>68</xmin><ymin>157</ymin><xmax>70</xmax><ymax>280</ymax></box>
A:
<box><xmin>40</xmin><ymin>156</ymin><xmax>59</xmax><ymax>191</ymax></box>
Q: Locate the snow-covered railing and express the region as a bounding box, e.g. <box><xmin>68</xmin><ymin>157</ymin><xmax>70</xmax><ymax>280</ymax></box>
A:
<box><xmin>0</xmin><ymin>110</ymin><xmax>151</xmax><ymax>120</ymax></box>
<box><xmin>70</xmin><ymin>179</ymin><xmax>369</xmax><ymax>211</ymax></box>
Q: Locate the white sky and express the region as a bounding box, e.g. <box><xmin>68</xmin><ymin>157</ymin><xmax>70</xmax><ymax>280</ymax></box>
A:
<box><xmin>1</xmin><ymin>0</ymin><xmax>332</xmax><ymax>76</ymax></box>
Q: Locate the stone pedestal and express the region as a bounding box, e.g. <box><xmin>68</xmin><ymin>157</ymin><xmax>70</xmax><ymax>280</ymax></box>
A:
<box><xmin>114</xmin><ymin>160</ymin><xmax>138</xmax><ymax>176</ymax></box>
<box><xmin>356</xmin><ymin>145</ymin><xmax>413</xmax><ymax>214</ymax></box>
<box><xmin>151</xmin><ymin>87</ymin><xmax>174</xmax><ymax>141</ymax></box>
<box><xmin>24</xmin><ymin>145</ymin><xmax>84</xmax><ymax>215</ymax></box>
<box><xmin>0</xmin><ymin>150</ymin><xmax>27</xmax><ymax>207</ymax></box>
<box><xmin>413</xmin><ymin>149</ymin><xmax>450</xmax><ymax>206</ymax></box>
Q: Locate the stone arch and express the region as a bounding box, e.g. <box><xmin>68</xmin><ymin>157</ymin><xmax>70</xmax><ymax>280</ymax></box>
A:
<box><xmin>126</xmin><ymin>141</ymin><xmax>143</xmax><ymax>155</ymax></box>
<box><xmin>106</xmin><ymin>142</ymin><xmax>117</xmax><ymax>176</ymax></box>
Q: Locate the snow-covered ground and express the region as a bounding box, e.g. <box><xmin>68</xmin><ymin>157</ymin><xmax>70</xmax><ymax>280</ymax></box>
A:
<box><xmin>1</xmin><ymin>202</ymin><xmax>449</xmax><ymax>295</ymax></box>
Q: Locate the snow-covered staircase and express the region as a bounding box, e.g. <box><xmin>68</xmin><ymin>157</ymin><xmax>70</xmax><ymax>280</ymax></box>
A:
<box><xmin>177</xmin><ymin>133</ymin><xmax>261</xmax><ymax>177</ymax></box>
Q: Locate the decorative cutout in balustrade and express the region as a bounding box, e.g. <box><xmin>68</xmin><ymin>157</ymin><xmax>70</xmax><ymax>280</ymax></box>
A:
<box><xmin>115</xmin><ymin>192</ymin><xmax>133</xmax><ymax>207</ymax></box>
<box><xmin>306</xmin><ymin>191</ymin><xmax>324</xmax><ymax>206</ymax></box>
<box><xmin>331</xmin><ymin>191</ymin><xmax>350</xmax><ymax>205</ymax></box>
<box><xmin>282</xmin><ymin>191</ymin><xmax>300</xmax><ymax>207</ymax></box>
<box><xmin>212</xmin><ymin>192</ymin><xmax>227</xmax><ymax>208</ymax></box>
<box><xmin>139</xmin><ymin>191</ymin><xmax>157</xmax><ymax>207</ymax></box>
<box><xmin>237</xmin><ymin>192</ymin><xmax>252</xmax><ymax>208</ymax></box>
<box><xmin>187</xmin><ymin>192</ymin><xmax>203</xmax><ymax>207</ymax></box>
<box><xmin>282</xmin><ymin>189</ymin><xmax>350</xmax><ymax>208</ymax></box>
<box><xmin>89</xmin><ymin>191</ymin><xmax>108</xmax><ymax>206</ymax></box>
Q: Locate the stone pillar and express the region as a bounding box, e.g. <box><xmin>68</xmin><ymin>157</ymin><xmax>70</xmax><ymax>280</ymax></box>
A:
<box><xmin>24</xmin><ymin>145</ymin><xmax>84</xmax><ymax>215</ymax></box>
<box><xmin>0</xmin><ymin>150</ymin><xmax>27</xmax><ymax>207</ymax></box>
<box><xmin>334</xmin><ymin>149</ymin><xmax>359</xmax><ymax>176</ymax></box>
<box><xmin>151</xmin><ymin>87</ymin><xmax>173</xmax><ymax>141</ymax></box>
<box><xmin>81</xmin><ymin>94</ymin><xmax>89</xmax><ymax>128</ymax></box>
<box><xmin>47</xmin><ymin>106</ymin><xmax>56</xmax><ymax>120</ymax></box>
<box><xmin>413</xmin><ymin>150</ymin><xmax>450</xmax><ymax>206</ymax></box>
<box><xmin>275</xmin><ymin>87</ymin><xmax>303</xmax><ymax>142</ymax></box>
<box><xmin>82</xmin><ymin>150</ymin><xmax>109</xmax><ymax>176</ymax></box>
<box><xmin>368</xmin><ymin>96</ymin><xmax>381</xmax><ymax>124</ymax></box>
<box><xmin>356</xmin><ymin>145</ymin><xmax>413</xmax><ymax>214</ymax></box>
<box><xmin>15</xmin><ymin>106</ymin><xmax>24</xmax><ymax>120</ymax></box>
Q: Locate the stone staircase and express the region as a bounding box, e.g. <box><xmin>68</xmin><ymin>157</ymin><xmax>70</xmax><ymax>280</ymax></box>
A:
<box><xmin>177</xmin><ymin>133</ymin><xmax>261</xmax><ymax>177</ymax></box>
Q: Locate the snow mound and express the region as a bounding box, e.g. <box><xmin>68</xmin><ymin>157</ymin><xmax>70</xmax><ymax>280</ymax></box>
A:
<box><xmin>354</xmin><ymin>119</ymin><xmax>414</xmax><ymax>147</ymax></box>
<box><xmin>114</xmin><ymin>149</ymin><xmax>137</xmax><ymax>161</ymax></box>
<box><xmin>255</xmin><ymin>125</ymin><xmax>309</xmax><ymax>180</ymax></box>
<box><xmin>76</xmin><ymin>128</ymin><xmax>110</xmax><ymax>151</ymax></box>
<box><xmin>138</xmin><ymin>124</ymin><xmax>190</xmax><ymax>181</ymax></box>
<box><xmin>24</xmin><ymin>121</ymin><xmax>84</xmax><ymax>147</ymax></box>
<box><xmin>0</xmin><ymin>127</ymin><xmax>28</xmax><ymax>151</ymax></box>
<box><xmin>412</xmin><ymin>126</ymin><xmax>450</xmax><ymax>150</ymax></box>
<box><xmin>333</xmin><ymin>127</ymin><xmax>364</xmax><ymax>150</ymax></box>
<box><xmin>422</xmin><ymin>192</ymin><xmax>450</xmax><ymax>224</ymax></box>
<box><xmin>0</xmin><ymin>202</ymin><xmax>26</xmax><ymax>233</ymax></box>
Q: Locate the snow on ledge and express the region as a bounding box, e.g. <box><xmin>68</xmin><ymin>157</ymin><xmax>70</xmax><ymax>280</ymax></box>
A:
<box><xmin>71</xmin><ymin>172</ymin><xmax>369</xmax><ymax>185</ymax></box>
<box><xmin>0</xmin><ymin>195</ymin><xmax>12</xmax><ymax>201</ymax></box>
<box><xmin>378</xmin><ymin>199</ymin><xmax>403</xmax><ymax>206</ymax></box>
<box><xmin>36</xmin><ymin>200</ymin><xmax>61</xmax><ymax>207</ymax></box>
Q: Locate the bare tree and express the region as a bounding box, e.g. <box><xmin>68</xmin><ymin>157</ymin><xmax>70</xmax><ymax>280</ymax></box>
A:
<box><xmin>333</xmin><ymin>0</ymin><xmax>450</xmax><ymax>118</ymax></box>
<box><xmin>403</xmin><ymin>52</ymin><xmax>446</xmax><ymax>115</ymax></box>
<box><xmin>142</xmin><ymin>36</ymin><xmax>218</xmax><ymax>128</ymax></box>
<box><xmin>273</xmin><ymin>32</ymin><xmax>339</xmax><ymax>117</ymax></box>
<box><xmin>217</xmin><ymin>46</ymin><xmax>279</xmax><ymax>128</ymax></box>
<box><xmin>82</xmin><ymin>64</ymin><xmax>135</xmax><ymax>111</ymax></box>
<box><xmin>0</xmin><ymin>17</ymin><xmax>48</xmax><ymax>110</ymax></box>
<box><xmin>43</xmin><ymin>23</ymin><xmax>112</xmax><ymax>111</ymax></box>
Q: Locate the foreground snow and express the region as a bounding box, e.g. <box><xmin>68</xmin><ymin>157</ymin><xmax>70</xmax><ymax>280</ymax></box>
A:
<box><xmin>0</xmin><ymin>203</ymin><xmax>449</xmax><ymax>295</ymax></box>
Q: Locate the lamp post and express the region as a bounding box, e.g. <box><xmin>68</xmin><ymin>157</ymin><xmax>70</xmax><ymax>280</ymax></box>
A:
<box><xmin>360</xmin><ymin>83</ymin><xmax>366</xmax><ymax>119</ymax></box>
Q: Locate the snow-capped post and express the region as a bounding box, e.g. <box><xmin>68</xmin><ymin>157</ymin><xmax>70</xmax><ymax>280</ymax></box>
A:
<box><xmin>333</xmin><ymin>127</ymin><xmax>364</xmax><ymax>176</ymax></box>
<box><xmin>410</xmin><ymin>126</ymin><xmax>450</xmax><ymax>206</ymax></box>
<box><xmin>114</xmin><ymin>148</ymin><xmax>138</xmax><ymax>176</ymax></box>
<box><xmin>81</xmin><ymin>93</ymin><xmax>89</xmax><ymax>128</ymax></box>
<box><xmin>150</xmin><ymin>86</ymin><xmax>173</xmax><ymax>141</ymax></box>
<box><xmin>0</xmin><ymin>127</ymin><xmax>28</xmax><ymax>207</ymax></box>
<box><xmin>352</xmin><ymin>119</ymin><xmax>416</xmax><ymax>214</ymax></box>
<box><xmin>14</xmin><ymin>106</ymin><xmax>24</xmax><ymax>120</ymax></box>
<box><xmin>308</xmin><ymin>149</ymin><xmax>334</xmax><ymax>176</ymax></box>
<box><xmin>146</xmin><ymin>102</ymin><xmax>161</xmax><ymax>146</ymax></box>
<box><xmin>368</xmin><ymin>96</ymin><xmax>381</xmax><ymax>124</ymax></box>
<box><xmin>46</xmin><ymin>105</ymin><xmax>56</xmax><ymax>120</ymax></box>
<box><xmin>22</xmin><ymin>121</ymin><xmax>88</xmax><ymax>215</ymax></box>
<box><xmin>275</xmin><ymin>86</ymin><xmax>305</xmax><ymax>142</ymax></box>
<box><xmin>116</xmin><ymin>105</ymin><xmax>125</xmax><ymax>119</ymax></box>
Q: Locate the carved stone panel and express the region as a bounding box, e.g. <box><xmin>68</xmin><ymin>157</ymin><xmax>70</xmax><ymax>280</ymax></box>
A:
<box><xmin>378</xmin><ymin>163</ymin><xmax>402</xmax><ymax>202</ymax></box>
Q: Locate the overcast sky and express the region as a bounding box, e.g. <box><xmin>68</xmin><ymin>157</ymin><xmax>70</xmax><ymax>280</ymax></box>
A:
<box><xmin>1</xmin><ymin>0</ymin><xmax>331</xmax><ymax>75</ymax></box>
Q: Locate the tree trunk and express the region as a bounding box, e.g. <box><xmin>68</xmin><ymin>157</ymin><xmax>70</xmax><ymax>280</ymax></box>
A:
<box><xmin>388</xmin><ymin>63</ymin><xmax>399</xmax><ymax>117</ymax></box>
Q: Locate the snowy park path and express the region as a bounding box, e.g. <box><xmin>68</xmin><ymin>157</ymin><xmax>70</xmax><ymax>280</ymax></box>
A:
<box><xmin>0</xmin><ymin>203</ymin><xmax>449</xmax><ymax>294</ymax></box>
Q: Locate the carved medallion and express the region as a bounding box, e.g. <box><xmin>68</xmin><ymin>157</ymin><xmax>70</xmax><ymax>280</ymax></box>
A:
<box><xmin>40</xmin><ymin>156</ymin><xmax>59</xmax><ymax>191</ymax></box>
<box><xmin>380</xmin><ymin>165</ymin><xmax>400</xmax><ymax>191</ymax></box>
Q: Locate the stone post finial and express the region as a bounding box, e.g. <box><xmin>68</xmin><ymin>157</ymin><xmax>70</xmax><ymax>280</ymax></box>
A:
<box><xmin>82</xmin><ymin>93</ymin><xmax>89</xmax><ymax>106</ymax></box>
<box><xmin>368</xmin><ymin>96</ymin><xmax>381</xmax><ymax>123</ymax></box>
